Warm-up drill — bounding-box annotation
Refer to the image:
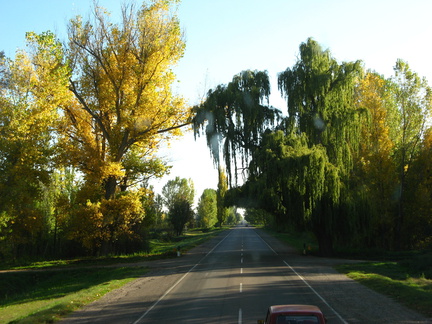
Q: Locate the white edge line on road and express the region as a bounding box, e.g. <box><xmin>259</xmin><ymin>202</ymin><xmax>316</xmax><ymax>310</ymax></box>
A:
<box><xmin>257</xmin><ymin>231</ymin><xmax>348</xmax><ymax>324</ymax></box>
<box><xmin>132</xmin><ymin>230</ymin><xmax>233</xmax><ymax>324</ymax></box>
<box><xmin>283</xmin><ymin>260</ymin><xmax>348</xmax><ymax>324</ymax></box>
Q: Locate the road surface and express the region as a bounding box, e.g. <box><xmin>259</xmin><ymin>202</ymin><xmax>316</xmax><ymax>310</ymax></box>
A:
<box><xmin>61</xmin><ymin>226</ymin><xmax>429</xmax><ymax>323</ymax></box>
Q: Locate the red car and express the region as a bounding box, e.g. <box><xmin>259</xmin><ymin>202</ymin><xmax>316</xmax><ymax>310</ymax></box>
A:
<box><xmin>258</xmin><ymin>304</ymin><xmax>327</xmax><ymax>324</ymax></box>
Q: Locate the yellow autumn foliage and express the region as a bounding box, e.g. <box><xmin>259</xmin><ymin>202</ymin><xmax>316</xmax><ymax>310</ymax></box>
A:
<box><xmin>68</xmin><ymin>191</ymin><xmax>147</xmax><ymax>252</ymax></box>
<box><xmin>60</xmin><ymin>0</ymin><xmax>189</xmax><ymax>199</ymax></box>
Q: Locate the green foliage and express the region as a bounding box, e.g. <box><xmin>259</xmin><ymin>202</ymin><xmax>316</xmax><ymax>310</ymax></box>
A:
<box><xmin>246</xmin><ymin>131</ymin><xmax>340</xmax><ymax>239</ymax></box>
<box><xmin>244</xmin><ymin>209</ymin><xmax>273</xmax><ymax>226</ymax></box>
<box><xmin>194</xmin><ymin>70</ymin><xmax>282</xmax><ymax>184</ymax></box>
<box><xmin>168</xmin><ymin>198</ymin><xmax>194</xmax><ymax>236</ymax></box>
<box><xmin>0</xmin><ymin>38</ymin><xmax>60</xmax><ymax>260</ymax></box>
<box><xmin>390</xmin><ymin>60</ymin><xmax>432</xmax><ymax>249</ymax></box>
<box><xmin>225</xmin><ymin>207</ymin><xmax>240</xmax><ymax>225</ymax></box>
<box><xmin>195</xmin><ymin>38</ymin><xmax>432</xmax><ymax>255</ymax></box>
<box><xmin>217</xmin><ymin>167</ymin><xmax>229</xmax><ymax>226</ymax></box>
<box><xmin>278</xmin><ymin>37</ymin><xmax>364</xmax><ymax>177</ymax></box>
<box><xmin>162</xmin><ymin>177</ymin><xmax>194</xmax><ymax>208</ymax></box>
<box><xmin>197</xmin><ymin>189</ymin><xmax>217</xmax><ymax>228</ymax></box>
<box><xmin>247</xmin><ymin>39</ymin><xmax>363</xmax><ymax>255</ymax></box>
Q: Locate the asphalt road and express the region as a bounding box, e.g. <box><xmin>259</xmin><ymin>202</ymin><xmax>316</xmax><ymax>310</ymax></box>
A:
<box><xmin>136</xmin><ymin>226</ymin><xmax>343</xmax><ymax>323</ymax></box>
<box><xmin>61</xmin><ymin>226</ymin><xmax>429</xmax><ymax>324</ymax></box>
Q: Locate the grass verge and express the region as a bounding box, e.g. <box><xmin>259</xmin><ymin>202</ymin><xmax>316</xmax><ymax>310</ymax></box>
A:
<box><xmin>336</xmin><ymin>262</ymin><xmax>432</xmax><ymax>318</ymax></box>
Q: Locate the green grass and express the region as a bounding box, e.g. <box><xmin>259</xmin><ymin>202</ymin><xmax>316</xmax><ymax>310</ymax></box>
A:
<box><xmin>0</xmin><ymin>227</ymin><xmax>228</xmax><ymax>323</ymax></box>
<box><xmin>336</xmin><ymin>261</ymin><xmax>432</xmax><ymax>318</ymax></box>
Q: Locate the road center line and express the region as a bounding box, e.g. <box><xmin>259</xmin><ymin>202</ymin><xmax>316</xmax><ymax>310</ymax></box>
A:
<box><xmin>240</xmin><ymin>283</ymin><xmax>243</xmax><ymax>292</ymax></box>
<box><xmin>238</xmin><ymin>308</ymin><xmax>242</xmax><ymax>324</ymax></box>
<box><xmin>132</xmin><ymin>230</ymin><xmax>233</xmax><ymax>324</ymax></box>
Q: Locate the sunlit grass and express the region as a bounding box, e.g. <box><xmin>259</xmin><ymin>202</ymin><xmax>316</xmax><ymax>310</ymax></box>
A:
<box><xmin>336</xmin><ymin>262</ymin><xmax>432</xmax><ymax>318</ymax></box>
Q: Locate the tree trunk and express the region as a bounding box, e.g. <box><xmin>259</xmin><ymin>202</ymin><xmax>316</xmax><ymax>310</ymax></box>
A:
<box><xmin>104</xmin><ymin>176</ymin><xmax>117</xmax><ymax>200</ymax></box>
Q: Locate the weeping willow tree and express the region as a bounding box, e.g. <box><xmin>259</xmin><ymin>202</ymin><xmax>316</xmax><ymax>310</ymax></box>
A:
<box><xmin>193</xmin><ymin>70</ymin><xmax>282</xmax><ymax>185</ymax></box>
<box><xmin>193</xmin><ymin>40</ymin><xmax>364</xmax><ymax>255</ymax></box>
<box><xmin>278</xmin><ymin>38</ymin><xmax>364</xmax><ymax>174</ymax></box>
<box><xmin>276</xmin><ymin>38</ymin><xmax>364</xmax><ymax>255</ymax></box>
<box><xmin>246</xmin><ymin>131</ymin><xmax>339</xmax><ymax>240</ymax></box>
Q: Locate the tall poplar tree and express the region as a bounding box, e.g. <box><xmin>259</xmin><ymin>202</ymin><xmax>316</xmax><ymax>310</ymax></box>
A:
<box><xmin>217</xmin><ymin>167</ymin><xmax>229</xmax><ymax>227</ymax></box>
<box><xmin>18</xmin><ymin>1</ymin><xmax>191</xmax><ymax>255</ymax></box>
<box><xmin>391</xmin><ymin>60</ymin><xmax>432</xmax><ymax>249</ymax></box>
<box><xmin>354</xmin><ymin>72</ymin><xmax>399</xmax><ymax>248</ymax></box>
<box><xmin>64</xmin><ymin>0</ymin><xmax>189</xmax><ymax>200</ymax></box>
<box><xmin>162</xmin><ymin>177</ymin><xmax>195</xmax><ymax>235</ymax></box>
<box><xmin>0</xmin><ymin>35</ymin><xmax>63</xmax><ymax>257</ymax></box>
<box><xmin>197</xmin><ymin>189</ymin><xmax>217</xmax><ymax>228</ymax></box>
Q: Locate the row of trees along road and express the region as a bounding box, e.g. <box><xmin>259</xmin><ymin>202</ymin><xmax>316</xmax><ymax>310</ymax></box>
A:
<box><xmin>194</xmin><ymin>39</ymin><xmax>432</xmax><ymax>256</ymax></box>
<box><xmin>0</xmin><ymin>0</ymin><xmax>431</xmax><ymax>258</ymax></box>
<box><xmin>161</xmin><ymin>175</ymin><xmax>239</xmax><ymax>236</ymax></box>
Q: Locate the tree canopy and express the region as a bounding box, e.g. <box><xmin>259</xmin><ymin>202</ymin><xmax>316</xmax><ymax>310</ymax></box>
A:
<box><xmin>194</xmin><ymin>38</ymin><xmax>432</xmax><ymax>255</ymax></box>
<box><xmin>63</xmin><ymin>0</ymin><xmax>189</xmax><ymax>199</ymax></box>
<box><xmin>193</xmin><ymin>70</ymin><xmax>282</xmax><ymax>185</ymax></box>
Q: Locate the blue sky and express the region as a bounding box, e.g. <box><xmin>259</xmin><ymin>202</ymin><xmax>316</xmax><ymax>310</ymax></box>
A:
<box><xmin>1</xmin><ymin>0</ymin><xmax>432</xmax><ymax>202</ymax></box>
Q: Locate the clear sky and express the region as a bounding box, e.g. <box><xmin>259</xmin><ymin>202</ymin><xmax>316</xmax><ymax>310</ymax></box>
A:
<box><xmin>1</xmin><ymin>0</ymin><xmax>432</xmax><ymax>204</ymax></box>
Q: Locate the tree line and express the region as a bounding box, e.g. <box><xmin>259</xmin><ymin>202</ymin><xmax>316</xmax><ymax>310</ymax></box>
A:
<box><xmin>194</xmin><ymin>39</ymin><xmax>432</xmax><ymax>256</ymax></box>
<box><xmin>1</xmin><ymin>0</ymin><xmax>431</xmax><ymax>260</ymax></box>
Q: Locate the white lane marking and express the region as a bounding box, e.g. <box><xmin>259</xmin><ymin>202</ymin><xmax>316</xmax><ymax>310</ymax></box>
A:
<box><xmin>256</xmin><ymin>231</ymin><xmax>348</xmax><ymax>324</ymax></box>
<box><xmin>240</xmin><ymin>268</ymin><xmax>243</xmax><ymax>274</ymax></box>
<box><xmin>238</xmin><ymin>308</ymin><xmax>242</xmax><ymax>324</ymax></box>
<box><xmin>241</xmin><ymin>257</ymin><xmax>243</xmax><ymax>264</ymax></box>
<box><xmin>133</xmin><ymin>230</ymin><xmax>233</xmax><ymax>324</ymax></box>
<box><xmin>282</xmin><ymin>260</ymin><xmax>347</xmax><ymax>323</ymax></box>
<box><xmin>239</xmin><ymin>283</ymin><xmax>243</xmax><ymax>293</ymax></box>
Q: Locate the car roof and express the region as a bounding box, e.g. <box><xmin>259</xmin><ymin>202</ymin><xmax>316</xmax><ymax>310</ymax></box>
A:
<box><xmin>269</xmin><ymin>305</ymin><xmax>323</xmax><ymax>314</ymax></box>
